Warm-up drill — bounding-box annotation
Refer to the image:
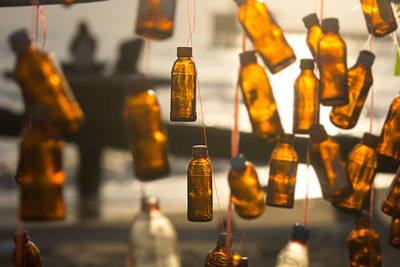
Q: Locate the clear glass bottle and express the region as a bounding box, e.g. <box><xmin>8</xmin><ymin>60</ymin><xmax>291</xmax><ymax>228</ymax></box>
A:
<box><xmin>13</xmin><ymin>230</ymin><xmax>44</xmax><ymax>267</ymax></box>
<box><xmin>318</xmin><ymin>18</ymin><xmax>348</xmax><ymax>106</ymax></box>
<box><xmin>170</xmin><ymin>47</ymin><xmax>196</xmax><ymax>122</ymax></box>
<box><xmin>333</xmin><ymin>133</ymin><xmax>379</xmax><ymax>215</ymax></box>
<box><xmin>330</xmin><ymin>50</ymin><xmax>375</xmax><ymax>129</ymax></box>
<box><xmin>293</xmin><ymin>59</ymin><xmax>319</xmax><ymax>134</ymax></box>
<box><xmin>124</xmin><ymin>75</ymin><xmax>170</xmax><ymax>181</ymax></box>
<box><xmin>381</xmin><ymin>166</ymin><xmax>400</xmax><ymax>218</ymax></box>
<box><xmin>15</xmin><ymin>105</ymin><xmax>65</xmax><ymax>221</ymax></box>
<box><xmin>128</xmin><ymin>196</ymin><xmax>181</xmax><ymax>267</ymax></box>
<box><xmin>303</xmin><ymin>13</ymin><xmax>323</xmax><ymax>61</ymax></box>
<box><xmin>266</xmin><ymin>134</ymin><xmax>298</xmax><ymax>208</ymax></box>
<box><xmin>239</xmin><ymin>50</ymin><xmax>283</xmax><ymax>143</ymax></box>
<box><xmin>348</xmin><ymin>213</ymin><xmax>382</xmax><ymax>267</ymax></box>
<box><xmin>204</xmin><ymin>233</ymin><xmax>232</xmax><ymax>267</ymax></box>
<box><xmin>360</xmin><ymin>0</ymin><xmax>397</xmax><ymax>38</ymax></box>
<box><xmin>187</xmin><ymin>145</ymin><xmax>213</xmax><ymax>222</ymax></box>
<box><xmin>308</xmin><ymin>124</ymin><xmax>353</xmax><ymax>202</ymax></box>
<box><xmin>135</xmin><ymin>0</ymin><xmax>177</xmax><ymax>40</ymax></box>
<box><xmin>234</xmin><ymin>0</ymin><xmax>296</xmax><ymax>74</ymax></box>
<box><xmin>389</xmin><ymin>217</ymin><xmax>400</xmax><ymax>249</ymax></box>
<box><xmin>377</xmin><ymin>95</ymin><xmax>400</xmax><ymax>160</ymax></box>
<box><xmin>9</xmin><ymin>29</ymin><xmax>84</xmax><ymax>135</ymax></box>
<box><xmin>275</xmin><ymin>223</ymin><xmax>310</xmax><ymax>267</ymax></box>
<box><xmin>228</xmin><ymin>154</ymin><xmax>265</xmax><ymax>219</ymax></box>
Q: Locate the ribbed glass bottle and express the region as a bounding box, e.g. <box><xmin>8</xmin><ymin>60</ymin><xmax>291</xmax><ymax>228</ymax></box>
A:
<box><xmin>239</xmin><ymin>50</ymin><xmax>283</xmax><ymax>143</ymax></box>
<box><xmin>266</xmin><ymin>134</ymin><xmax>298</xmax><ymax>208</ymax></box>
<box><xmin>389</xmin><ymin>217</ymin><xmax>400</xmax><ymax>249</ymax></box>
<box><xmin>360</xmin><ymin>0</ymin><xmax>397</xmax><ymax>38</ymax></box>
<box><xmin>204</xmin><ymin>233</ymin><xmax>232</xmax><ymax>267</ymax></box>
<box><xmin>234</xmin><ymin>0</ymin><xmax>296</xmax><ymax>73</ymax></box>
<box><xmin>170</xmin><ymin>47</ymin><xmax>196</xmax><ymax>122</ymax></box>
<box><xmin>187</xmin><ymin>145</ymin><xmax>213</xmax><ymax>222</ymax></box>
<box><xmin>381</xmin><ymin>166</ymin><xmax>400</xmax><ymax>217</ymax></box>
<box><xmin>303</xmin><ymin>13</ymin><xmax>323</xmax><ymax>61</ymax></box>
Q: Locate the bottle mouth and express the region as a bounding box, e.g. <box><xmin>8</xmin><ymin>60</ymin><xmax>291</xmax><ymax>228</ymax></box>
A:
<box><xmin>280</xmin><ymin>133</ymin><xmax>294</xmax><ymax>144</ymax></box>
<box><xmin>300</xmin><ymin>59</ymin><xmax>315</xmax><ymax>70</ymax></box>
<box><xmin>308</xmin><ymin>124</ymin><xmax>328</xmax><ymax>143</ymax></box>
<box><xmin>239</xmin><ymin>50</ymin><xmax>257</xmax><ymax>66</ymax></box>
<box><xmin>192</xmin><ymin>145</ymin><xmax>208</xmax><ymax>158</ymax></box>
<box><xmin>177</xmin><ymin>47</ymin><xmax>192</xmax><ymax>57</ymax></box>
<box><xmin>321</xmin><ymin>18</ymin><xmax>339</xmax><ymax>33</ymax></box>
<box><xmin>357</xmin><ymin>50</ymin><xmax>375</xmax><ymax>68</ymax></box>
<box><xmin>125</xmin><ymin>74</ymin><xmax>149</xmax><ymax>95</ymax></box>
<box><xmin>302</xmin><ymin>13</ymin><xmax>319</xmax><ymax>29</ymax></box>
<box><xmin>361</xmin><ymin>133</ymin><xmax>379</xmax><ymax>149</ymax></box>
<box><xmin>230</xmin><ymin>154</ymin><xmax>247</xmax><ymax>171</ymax></box>
<box><xmin>141</xmin><ymin>196</ymin><xmax>159</xmax><ymax>211</ymax></box>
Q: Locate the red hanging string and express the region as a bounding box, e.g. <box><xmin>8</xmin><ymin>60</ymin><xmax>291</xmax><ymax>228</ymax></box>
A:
<box><xmin>235</xmin><ymin>221</ymin><xmax>249</xmax><ymax>254</ymax></box>
<box><xmin>320</xmin><ymin>0</ymin><xmax>324</xmax><ymax>20</ymax></box>
<box><xmin>38</xmin><ymin>5</ymin><xmax>47</xmax><ymax>51</ymax></box>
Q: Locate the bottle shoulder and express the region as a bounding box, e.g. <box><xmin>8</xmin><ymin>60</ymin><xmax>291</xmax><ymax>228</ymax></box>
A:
<box><xmin>271</xmin><ymin>145</ymin><xmax>298</xmax><ymax>161</ymax></box>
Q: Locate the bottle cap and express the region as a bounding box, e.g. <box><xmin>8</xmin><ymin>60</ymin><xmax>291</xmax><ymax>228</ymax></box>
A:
<box><xmin>357</xmin><ymin>50</ymin><xmax>375</xmax><ymax>68</ymax></box>
<box><xmin>141</xmin><ymin>196</ymin><xmax>159</xmax><ymax>212</ymax></box>
<box><xmin>239</xmin><ymin>51</ymin><xmax>257</xmax><ymax>66</ymax></box>
<box><xmin>29</xmin><ymin>104</ymin><xmax>51</xmax><ymax>122</ymax></box>
<box><xmin>303</xmin><ymin>13</ymin><xmax>319</xmax><ymax>29</ymax></box>
<box><xmin>9</xmin><ymin>29</ymin><xmax>32</xmax><ymax>54</ymax></box>
<box><xmin>309</xmin><ymin>124</ymin><xmax>328</xmax><ymax>143</ymax></box>
<box><xmin>177</xmin><ymin>47</ymin><xmax>192</xmax><ymax>57</ymax></box>
<box><xmin>192</xmin><ymin>145</ymin><xmax>207</xmax><ymax>158</ymax></box>
<box><xmin>233</xmin><ymin>0</ymin><xmax>246</xmax><ymax>6</ymax></box>
<box><xmin>125</xmin><ymin>73</ymin><xmax>149</xmax><ymax>95</ymax></box>
<box><xmin>280</xmin><ymin>133</ymin><xmax>295</xmax><ymax>144</ymax></box>
<box><xmin>230</xmin><ymin>154</ymin><xmax>247</xmax><ymax>171</ymax></box>
<box><xmin>291</xmin><ymin>223</ymin><xmax>310</xmax><ymax>243</ymax></box>
<box><xmin>300</xmin><ymin>59</ymin><xmax>315</xmax><ymax>70</ymax></box>
<box><xmin>241</xmin><ymin>257</ymin><xmax>248</xmax><ymax>266</ymax></box>
<box><xmin>361</xmin><ymin>133</ymin><xmax>380</xmax><ymax>149</ymax></box>
<box><xmin>321</xmin><ymin>18</ymin><xmax>339</xmax><ymax>33</ymax></box>
<box><xmin>216</xmin><ymin>232</ymin><xmax>233</xmax><ymax>247</ymax></box>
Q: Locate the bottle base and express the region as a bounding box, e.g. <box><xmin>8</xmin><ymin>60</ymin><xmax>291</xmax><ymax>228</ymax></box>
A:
<box><xmin>331</xmin><ymin>202</ymin><xmax>362</xmax><ymax>216</ymax></box>
<box><xmin>170</xmin><ymin>116</ymin><xmax>197</xmax><ymax>122</ymax></box>
<box><xmin>321</xmin><ymin>96</ymin><xmax>349</xmax><ymax>106</ymax></box>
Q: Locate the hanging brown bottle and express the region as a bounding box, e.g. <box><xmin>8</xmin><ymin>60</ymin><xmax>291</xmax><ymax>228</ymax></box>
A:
<box><xmin>330</xmin><ymin>50</ymin><xmax>375</xmax><ymax>129</ymax></box>
<box><xmin>9</xmin><ymin>29</ymin><xmax>84</xmax><ymax>135</ymax></box>
<box><xmin>187</xmin><ymin>145</ymin><xmax>213</xmax><ymax>222</ymax></box>
<box><xmin>293</xmin><ymin>59</ymin><xmax>319</xmax><ymax>134</ymax></box>
<box><xmin>303</xmin><ymin>13</ymin><xmax>323</xmax><ymax>61</ymax></box>
<box><xmin>234</xmin><ymin>0</ymin><xmax>296</xmax><ymax>73</ymax></box>
<box><xmin>13</xmin><ymin>231</ymin><xmax>44</xmax><ymax>267</ymax></box>
<box><xmin>348</xmin><ymin>213</ymin><xmax>382</xmax><ymax>267</ymax></box>
<box><xmin>228</xmin><ymin>154</ymin><xmax>265</xmax><ymax>219</ymax></box>
<box><xmin>333</xmin><ymin>133</ymin><xmax>379</xmax><ymax>215</ymax></box>
<box><xmin>204</xmin><ymin>233</ymin><xmax>232</xmax><ymax>267</ymax></box>
<box><xmin>389</xmin><ymin>217</ymin><xmax>400</xmax><ymax>249</ymax></box>
<box><xmin>170</xmin><ymin>47</ymin><xmax>196</xmax><ymax>122</ymax></box>
<box><xmin>381</xmin><ymin>165</ymin><xmax>400</xmax><ymax>217</ymax></box>
<box><xmin>377</xmin><ymin>95</ymin><xmax>400</xmax><ymax>160</ymax></box>
<box><xmin>360</xmin><ymin>0</ymin><xmax>397</xmax><ymax>38</ymax></box>
<box><xmin>124</xmin><ymin>75</ymin><xmax>170</xmax><ymax>181</ymax></box>
<box><xmin>15</xmin><ymin>106</ymin><xmax>65</xmax><ymax>221</ymax></box>
<box><xmin>239</xmin><ymin>51</ymin><xmax>283</xmax><ymax>143</ymax></box>
<box><xmin>308</xmin><ymin>124</ymin><xmax>352</xmax><ymax>202</ymax></box>
<box><xmin>318</xmin><ymin>18</ymin><xmax>348</xmax><ymax>106</ymax></box>
<box><xmin>135</xmin><ymin>0</ymin><xmax>177</xmax><ymax>40</ymax></box>
<box><xmin>266</xmin><ymin>134</ymin><xmax>298</xmax><ymax>209</ymax></box>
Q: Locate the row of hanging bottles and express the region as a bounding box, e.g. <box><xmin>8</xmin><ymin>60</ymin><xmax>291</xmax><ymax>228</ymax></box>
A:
<box><xmin>7</xmin><ymin>0</ymin><xmax>400</xmax><ymax>266</ymax></box>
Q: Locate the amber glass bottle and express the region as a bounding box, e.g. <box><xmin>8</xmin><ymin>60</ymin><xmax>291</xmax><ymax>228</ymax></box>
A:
<box><xmin>333</xmin><ymin>133</ymin><xmax>379</xmax><ymax>215</ymax></box>
<box><xmin>348</xmin><ymin>214</ymin><xmax>382</xmax><ymax>267</ymax></box>
<box><xmin>381</xmin><ymin>166</ymin><xmax>400</xmax><ymax>217</ymax></box>
<box><xmin>360</xmin><ymin>0</ymin><xmax>397</xmax><ymax>38</ymax></box>
<box><xmin>293</xmin><ymin>59</ymin><xmax>319</xmax><ymax>134</ymax></box>
<box><xmin>318</xmin><ymin>18</ymin><xmax>348</xmax><ymax>106</ymax></box>
<box><xmin>266</xmin><ymin>134</ymin><xmax>298</xmax><ymax>208</ymax></box>
<box><xmin>303</xmin><ymin>13</ymin><xmax>323</xmax><ymax>61</ymax></box>
<box><xmin>234</xmin><ymin>0</ymin><xmax>296</xmax><ymax>73</ymax></box>
<box><xmin>229</xmin><ymin>254</ymin><xmax>243</xmax><ymax>267</ymax></box>
<box><xmin>239</xmin><ymin>51</ymin><xmax>283</xmax><ymax>142</ymax></box>
<box><xmin>15</xmin><ymin>106</ymin><xmax>65</xmax><ymax>221</ymax></box>
<box><xmin>124</xmin><ymin>75</ymin><xmax>170</xmax><ymax>181</ymax></box>
<box><xmin>135</xmin><ymin>0</ymin><xmax>176</xmax><ymax>40</ymax></box>
<box><xmin>204</xmin><ymin>233</ymin><xmax>232</xmax><ymax>267</ymax></box>
<box><xmin>308</xmin><ymin>124</ymin><xmax>352</xmax><ymax>202</ymax></box>
<box><xmin>187</xmin><ymin>145</ymin><xmax>213</xmax><ymax>222</ymax></box>
<box><xmin>170</xmin><ymin>47</ymin><xmax>196</xmax><ymax>122</ymax></box>
<box><xmin>9</xmin><ymin>29</ymin><xmax>83</xmax><ymax>135</ymax></box>
<box><xmin>228</xmin><ymin>154</ymin><xmax>265</xmax><ymax>219</ymax></box>
<box><xmin>389</xmin><ymin>217</ymin><xmax>400</xmax><ymax>249</ymax></box>
<box><xmin>13</xmin><ymin>231</ymin><xmax>44</xmax><ymax>267</ymax></box>
<box><xmin>330</xmin><ymin>50</ymin><xmax>375</xmax><ymax>129</ymax></box>
<box><xmin>377</xmin><ymin>95</ymin><xmax>400</xmax><ymax>160</ymax></box>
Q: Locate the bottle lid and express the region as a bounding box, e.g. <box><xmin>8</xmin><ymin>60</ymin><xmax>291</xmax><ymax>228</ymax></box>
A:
<box><xmin>177</xmin><ymin>47</ymin><xmax>192</xmax><ymax>58</ymax></box>
<box><xmin>357</xmin><ymin>50</ymin><xmax>375</xmax><ymax>68</ymax></box>
<box><xmin>233</xmin><ymin>0</ymin><xmax>246</xmax><ymax>6</ymax></box>
<box><xmin>291</xmin><ymin>223</ymin><xmax>310</xmax><ymax>243</ymax></box>
<box><xmin>303</xmin><ymin>13</ymin><xmax>319</xmax><ymax>29</ymax></box>
<box><xmin>321</xmin><ymin>18</ymin><xmax>339</xmax><ymax>33</ymax></box>
<box><xmin>361</xmin><ymin>133</ymin><xmax>380</xmax><ymax>149</ymax></box>
<box><xmin>308</xmin><ymin>124</ymin><xmax>328</xmax><ymax>143</ymax></box>
<box><xmin>280</xmin><ymin>133</ymin><xmax>295</xmax><ymax>144</ymax></box>
<box><xmin>239</xmin><ymin>51</ymin><xmax>257</xmax><ymax>66</ymax></box>
<box><xmin>141</xmin><ymin>196</ymin><xmax>159</xmax><ymax>211</ymax></box>
<box><xmin>241</xmin><ymin>257</ymin><xmax>248</xmax><ymax>266</ymax></box>
<box><xmin>125</xmin><ymin>73</ymin><xmax>149</xmax><ymax>95</ymax></box>
<box><xmin>192</xmin><ymin>145</ymin><xmax>207</xmax><ymax>158</ymax></box>
<box><xmin>300</xmin><ymin>59</ymin><xmax>315</xmax><ymax>70</ymax></box>
<box><xmin>216</xmin><ymin>232</ymin><xmax>233</xmax><ymax>247</ymax></box>
<box><xmin>9</xmin><ymin>29</ymin><xmax>32</xmax><ymax>54</ymax></box>
<box><xmin>230</xmin><ymin>154</ymin><xmax>247</xmax><ymax>171</ymax></box>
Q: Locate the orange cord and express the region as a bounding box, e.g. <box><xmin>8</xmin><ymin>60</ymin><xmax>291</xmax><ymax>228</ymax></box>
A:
<box><xmin>320</xmin><ymin>0</ymin><xmax>324</xmax><ymax>20</ymax></box>
<box><xmin>235</xmin><ymin>221</ymin><xmax>250</xmax><ymax>254</ymax></box>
